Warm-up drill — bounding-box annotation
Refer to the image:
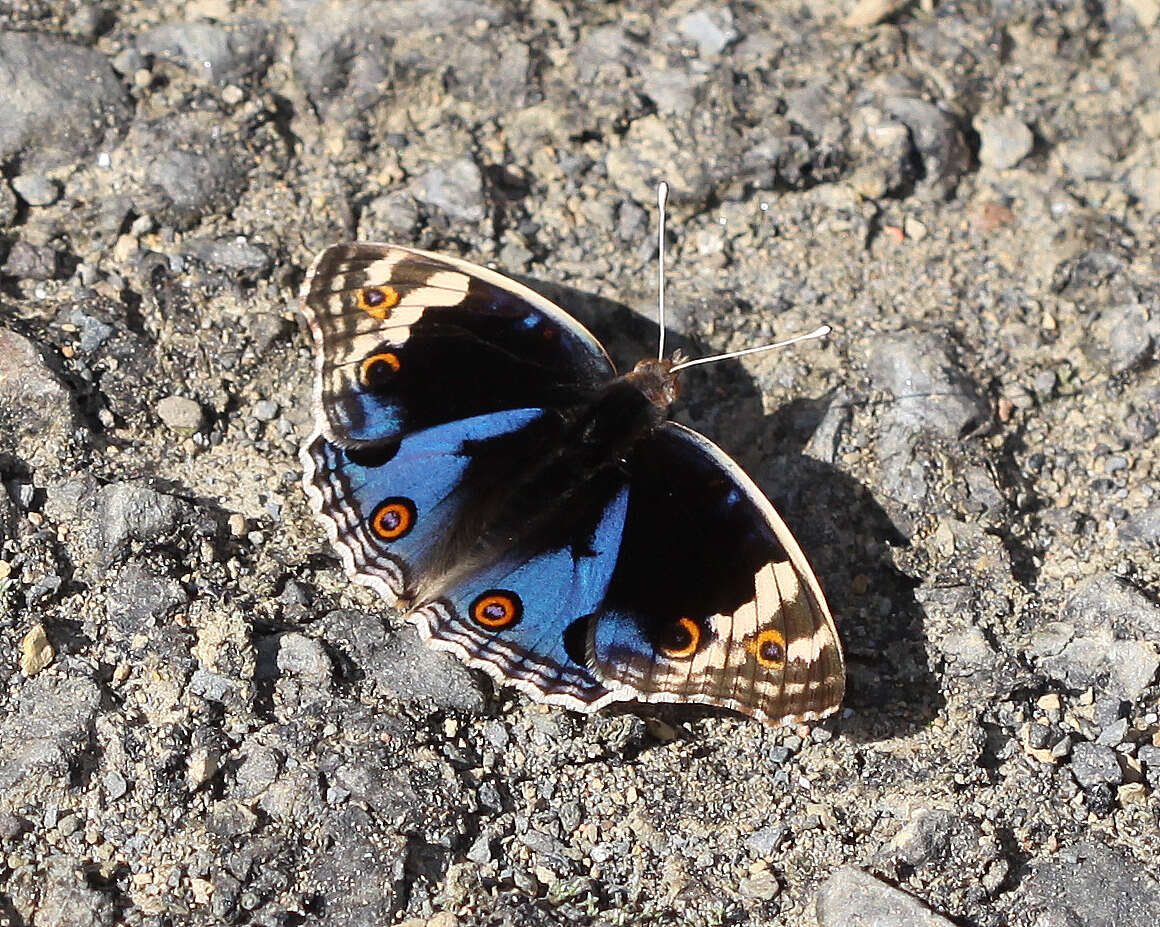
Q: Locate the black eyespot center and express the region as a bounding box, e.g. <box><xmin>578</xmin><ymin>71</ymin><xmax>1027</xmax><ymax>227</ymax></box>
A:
<box><xmin>748</xmin><ymin>629</ymin><xmax>788</xmax><ymax>669</ymax></box>
<box><xmin>659</xmin><ymin>616</ymin><xmax>702</xmax><ymax>658</ymax></box>
<box><xmin>361</xmin><ymin>351</ymin><xmax>401</xmax><ymax>390</ymax></box>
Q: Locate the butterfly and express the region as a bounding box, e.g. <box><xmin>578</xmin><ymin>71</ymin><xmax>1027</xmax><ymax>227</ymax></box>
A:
<box><xmin>299</xmin><ymin>241</ymin><xmax>845</xmax><ymax>724</ymax></box>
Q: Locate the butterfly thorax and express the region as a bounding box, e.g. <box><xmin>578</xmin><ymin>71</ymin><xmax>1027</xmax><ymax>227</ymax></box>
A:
<box><xmin>623</xmin><ymin>357</ymin><xmax>680</xmax><ymax>409</ymax></box>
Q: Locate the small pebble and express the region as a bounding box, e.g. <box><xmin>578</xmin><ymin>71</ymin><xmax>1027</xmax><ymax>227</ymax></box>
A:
<box><xmin>227</xmin><ymin>513</ymin><xmax>247</xmax><ymax>537</ymax></box>
<box><xmin>975</xmin><ymin>113</ymin><xmax>1035</xmax><ymax>170</ymax></box>
<box><xmin>253</xmin><ymin>399</ymin><xmax>280</xmax><ymax>421</ymax></box>
<box><xmin>11</xmin><ymin>174</ymin><xmax>59</xmax><ymax>206</ymax></box>
<box><xmin>156</xmin><ymin>396</ymin><xmax>206</xmax><ymax>434</ymax></box>
<box><xmin>20</xmin><ymin>623</ymin><xmax>54</xmax><ymax>675</ymax></box>
<box><xmin>187</xmin><ymin>747</ymin><xmax>220</xmax><ymax>788</ymax></box>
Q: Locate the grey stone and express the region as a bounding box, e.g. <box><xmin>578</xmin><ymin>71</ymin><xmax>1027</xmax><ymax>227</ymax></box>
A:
<box><xmin>466</xmin><ymin>832</ymin><xmax>493</xmax><ymax>864</ymax></box>
<box><xmin>103</xmin><ymin>769</ymin><xmax>129</xmax><ymax>800</ymax></box>
<box><xmin>36</xmin><ymin>856</ymin><xmax>116</xmax><ymax>927</ymax></box>
<box><xmin>881</xmin><ymin>95</ymin><xmax>971</xmax><ymax>198</ymax></box>
<box><xmin>414</xmin><ymin>158</ymin><xmax>486</xmax><ymax>223</ymax></box>
<box><xmin>740</xmin><ymin>869</ymin><xmax>780</xmax><ymax>900</ymax></box>
<box><xmin>11</xmin><ymin>172</ymin><xmax>59</xmax><ymax>206</ymax></box>
<box><xmin>253</xmin><ymin>399</ymin><xmax>280</xmax><ymax>421</ymax></box>
<box><xmin>518</xmin><ymin>828</ymin><xmax>571</xmax><ymax>866</ymax></box>
<box><xmin>1022</xmin><ymin>843</ymin><xmax>1160</xmax><ymax>926</ymax></box>
<box><xmin>678</xmin><ymin>8</ymin><xmax>737</xmax><ymax>57</ymax></box>
<box><xmin>319</xmin><ymin>610</ymin><xmax>487</xmax><ymax>712</ymax></box>
<box><xmin>233</xmin><ymin>745</ymin><xmax>282</xmax><ymax>800</ymax></box>
<box><xmin>66</xmin><ymin>309</ymin><xmax>116</xmax><ymax>353</ymax></box>
<box><xmin>0</xmin><ymin>677</ymin><xmax>101</xmax><ymax>790</ymax></box>
<box><xmin>275</xmin><ymin>632</ymin><xmax>333</xmax><ymax>683</ymax></box>
<box><xmin>0</xmin><ymin>811</ymin><xmax>23</xmax><ymax>841</ymax></box>
<box><xmin>1028</xmin><ymin>722</ymin><xmax>1054</xmax><ymax>749</ymax></box>
<box><xmin>259</xmin><ymin>766</ymin><xmax>323</xmax><ymax>821</ymax></box>
<box><xmin>1036</xmin><ymin>578</ymin><xmax>1160</xmax><ymax>700</ymax></box>
<box><xmin>85</xmin><ymin>481</ymin><xmax>184</xmax><ymax>565</ymax></box>
<box><xmin>1038</xmin><ymin>633</ymin><xmax>1159</xmax><ymax>702</ymax></box>
<box><xmin>156</xmin><ymin>395</ymin><xmax>206</xmax><ymax>434</ymax></box>
<box><xmin>816</xmin><ymin>866</ymin><xmax>956</xmax><ymax>926</ymax></box>
<box><xmin>105</xmin><ymin>562</ymin><xmax>188</xmax><ymax>638</ymax></box>
<box><xmin>331</xmin><ymin>761</ymin><xmax>422</xmax><ymax>822</ymax></box>
<box><xmin>866</xmin><ymin>332</ymin><xmax>988</xmax><ymax>440</ymax></box>
<box><xmin>1070</xmin><ymin>743</ymin><xmax>1122</xmax><ymax>788</ymax></box>
<box><xmin>940</xmin><ymin>627</ymin><xmax>997</xmax><ymax>676</ymax></box>
<box><xmin>976</xmin><ymin>113</ymin><xmax>1035</xmax><ymax>170</ymax></box>
<box><xmin>1085</xmin><ymin>304</ymin><xmax>1157</xmax><ymax>374</ymax></box>
<box><xmin>1095</xmin><ymin>718</ymin><xmax>1128</xmax><ymax>747</ymax></box>
<box><xmin>359</xmin><ymin>190</ymin><xmax>421</xmax><ymax>239</ymax></box>
<box><xmin>184</xmin><ymin>237</ymin><xmax>271</xmax><ymax>273</ymax></box>
<box><xmin>746</xmin><ymin>824</ymin><xmax>787</xmax><ymax>856</ymax></box>
<box><xmin>0</xmin><ymin>180</ymin><xmax>16</xmax><ymax>224</ymax></box>
<box><xmin>878</xmin><ymin>810</ymin><xmax>955</xmax><ymax>869</ymax></box>
<box><xmin>444</xmin><ymin>38</ymin><xmax>531</xmax><ymax>108</ymax></box>
<box><xmin>137</xmin><ymin>20</ymin><xmax>271</xmax><ymax>84</ymax></box>
<box><xmin>1126</xmin><ymin>165</ymin><xmax>1160</xmax><ymax>215</ymax></box>
<box><xmin>1061</xmin><ymin>573</ymin><xmax>1160</xmax><ymax>638</ymax></box>
<box><xmin>0</xmin><ymin>31</ymin><xmax>129</xmax><ymax>168</ymax></box>
<box><xmin>310</xmin><ymin>806</ymin><xmax>407</xmax><ymax>924</ymax></box>
<box><xmin>1139</xmin><ymin>745</ymin><xmax>1160</xmax><ymax>789</ymax></box>
<box><xmin>2</xmin><ymin>240</ymin><xmax>60</xmax><ymax>280</ymax></box>
<box><xmin>639</xmin><ymin>65</ymin><xmax>701</xmax><ymax>115</ymax></box>
<box><xmin>110</xmin><ymin>46</ymin><xmax>145</xmax><ymax>75</ymax></box>
<box><xmin>189</xmin><ymin>668</ymin><xmax>237</xmax><ymax>704</ymax></box>
<box><xmin>138</xmin><ymin>127</ymin><xmax>248</xmax><ymax>228</ymax></box>
<box><xmin>290</xmin><ymin>0</ymin><xmax>505</xmax><ymax>116</ymax></box>
<box><xmin>1057</xmin><ymin>142</ymin><xmax>1113</xmax><ymax>180</ymax></box>
<box><xmin>243</xmin><ymin>311</ymin><xmax>291</xmax><ymax>354</ymax></box>
<box><xmin>0</xmin><ymin>329</ymin><xmax>81</xmax><ymax>478</ymax></box>
<box><xmin>605</xmin><ymin>113</ymin><xmax>716</xmax><ymax>202</ymax></box>
<box><xmin>1090</xmin><ymin>698</ymin><xmax>1125</xmax><ymax>726</ymax></box>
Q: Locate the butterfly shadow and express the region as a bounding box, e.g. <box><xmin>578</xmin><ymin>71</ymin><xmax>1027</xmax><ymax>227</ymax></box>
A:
<box><xmin>523</xmin><ymin>276</ymin><xmax>941</xmax><ymax>742</ymax></box>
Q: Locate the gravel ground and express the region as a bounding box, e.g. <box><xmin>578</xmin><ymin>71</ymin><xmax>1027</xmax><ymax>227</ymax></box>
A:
<box><xmin>1</xmin><ymin>1</ymin><xmax>1159</xmax><ymax>925</ymax></box>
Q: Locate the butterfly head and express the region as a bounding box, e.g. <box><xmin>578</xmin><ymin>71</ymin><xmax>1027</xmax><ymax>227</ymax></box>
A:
<box><xmin>625</xmin><ymin>357</ymin><xmax>681</xmax><ymax>409</ymax></box>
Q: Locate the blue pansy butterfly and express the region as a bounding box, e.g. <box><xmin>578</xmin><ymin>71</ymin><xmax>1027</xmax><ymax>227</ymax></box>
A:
<box><xmin>300</xmin><ymin>235</ymin><xmax>844</xmax><ymax>724</ymax></box>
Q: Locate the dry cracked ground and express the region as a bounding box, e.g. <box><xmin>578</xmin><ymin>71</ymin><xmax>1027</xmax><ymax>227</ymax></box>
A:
<box><xmin>1</xmin><ymin>1</ymin><xmax>1159</xmax><ymax>926</ymax></box>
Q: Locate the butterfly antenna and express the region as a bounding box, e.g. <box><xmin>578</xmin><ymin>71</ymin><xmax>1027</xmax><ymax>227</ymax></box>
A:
<box><xmin>656</xmin><ymin>181</ymin><xmax>669</xmax><ymax>362</ymax></box>
<box><xmin>670</xmin><ymin>325</ymin><xmax>833</xmax><ymax>372</ymax></box>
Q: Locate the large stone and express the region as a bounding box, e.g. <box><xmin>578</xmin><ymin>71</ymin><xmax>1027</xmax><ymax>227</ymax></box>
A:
<box><xmin>0</xmin><ymin>329</ymin><xmax>81</xmax><ymax>479</ymax></box>
<box><xmin>0</xmin><ymin>31</ymin><xmax>129</xmax><ymax>168</ymax></box>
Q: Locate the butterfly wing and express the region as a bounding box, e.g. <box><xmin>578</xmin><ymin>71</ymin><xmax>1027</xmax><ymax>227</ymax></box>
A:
<box><xmin>302</xmin><ymin>408</ymin><xmax>545</xmax><ymax>603</ymax></box>
<box><xmin>301</xmin><ymin>243</ymin><xmax>618</xmax><ymax>606</ymax></box>
<box><xmin>307</xmin><ymin>397</ymin><xmax>635</xmax><ymax>706</ymax></box>
<box><xmin>409</xmin><ymin>478</ymin><xmax>630</xmax><ymax>710</ymax></box>
<box><xmin>300</xmin><ymin>243</ymin><xmax>614</xmax><ymax>448</ymax></box>
<box><xmin>587</xmin><ymin>422</ymin><xmax>845</xmax><ymax>724</ymax></box>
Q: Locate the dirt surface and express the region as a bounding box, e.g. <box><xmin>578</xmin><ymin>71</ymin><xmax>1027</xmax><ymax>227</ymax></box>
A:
<box><xmin>1</xmin><ymin>1</ymin><xmax>1158</xmax><ymax>925</ymax></box>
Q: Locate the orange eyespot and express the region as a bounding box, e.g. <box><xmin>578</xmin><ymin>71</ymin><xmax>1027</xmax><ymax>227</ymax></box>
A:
<box><xmin>470</xmin><ymin>590</ymin><xmax>523</xmax><ymax>629</ymax></box>
<box><xmin>370</xmin><ymin>497</ymin><xmax>414</xmax><ymax>540</ymax></box>
<box><xmin>360</xmin><ymin>351</ymin><xmax>401</xmax><ymax>387</ymax></box>
<box><xmin>355</xmin><ymin>285</ymin><xmax>399</xmax><ymax>319</ymax></box>
<box><xmin>659</xmin><ymin>616</ymin><xmax>701</xmax><ymax>659</ymax></box>
<box><xmin>747</xmin><ymin>629</ymin><xmax>787</xmax><ymax>669</ymax></box>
